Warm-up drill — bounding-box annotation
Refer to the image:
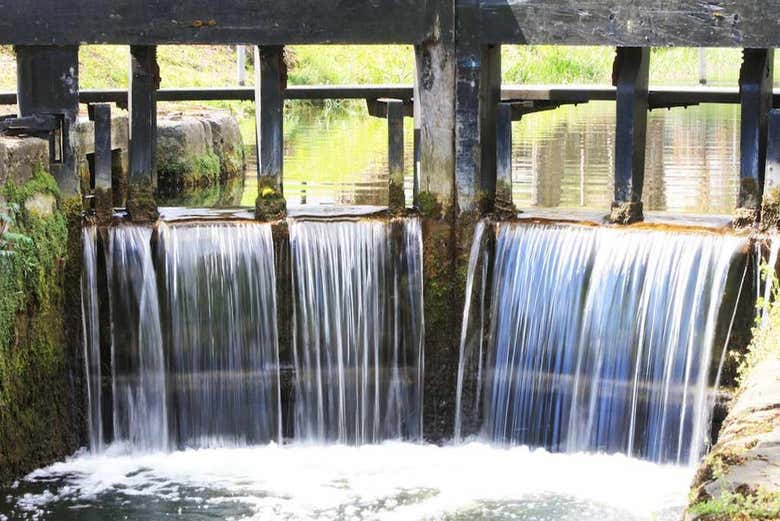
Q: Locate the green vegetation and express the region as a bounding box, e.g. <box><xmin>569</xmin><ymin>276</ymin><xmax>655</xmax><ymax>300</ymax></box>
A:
<box><xmin>0</xmin><ymin>166</ymin><xmax>76</xmax><ymax>485</ymax></box>
<box><xmin>158</xmin><ymin>150</ymin><xmax>221</xmax><ymax>189</ymax></box>
<box><xmin>690</xmin><ymin>490</ymin><xmax>780</xmax><ymax>521</ymax></box>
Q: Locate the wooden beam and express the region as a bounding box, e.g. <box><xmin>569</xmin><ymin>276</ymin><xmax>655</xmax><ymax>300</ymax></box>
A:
<box><xmin>496</xmin><ymin>103</ymin><xmax>513</xmax><ymax>212</ymax></box>
<box><xmin>126</xmin><ymin>45</ymin><xmax>159</xmax><ymax>223</ymax></box>
<box><xmin>610</xmin><ymin>47</ymin><xmax>649</xmax><ymax>224</ymax></box>
<box><xmin>387</xmin><ymin>100</ymin><xmax>406</xmax><ymax>211</ymax></box>
<box><xmin>739</xmin><ymin>49</ymin><xmax>774</xmax><ymax>216</ymax></box>
<box><xmin>88</xmin><ymin>103</ymin><xmax>113</xmax><ymax>223</ymax></box>
<box><xmin>762</xmin><ymin>109</ymin><xmax>780</xmax><ymax>228</ymax></box>
<box><xmin>479</xmin><ymin>1</ymin><xmax>780</xmax><ymax>48</ymax></box>
<box><xmin>254</xmin><ymin>45</ymin><xmax>287</xmax><ymax>221</ymax></box>
<box><xmin>415</xmin><ymin>34</ymin><xmax>456</xmax><ymax>216</ymax></box>
<box><xmin>15</xmin><ymin>45</ymin><xmax>79</xmax><ymax>195</ymax></box>
<box><xmin>0</xmin><ymin>0</ymin><xmax>434</xmax><ymax>45</ymax></box>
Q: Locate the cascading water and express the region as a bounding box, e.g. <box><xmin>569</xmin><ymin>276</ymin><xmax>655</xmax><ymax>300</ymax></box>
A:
<box><xmin>158</xmin><ymin>222</ymin><xmax>281</xmax><ymax>447</ymax></box>
<box><xmin>107</xmin><ymin>226</ymin><xmax>169</xmax><ymax>451</ymax></box>
<box><xmin>80</xmin><ymin>225</ymin><xmax>103</xmax><ymax>453</ymax></box>
<box><xmin>289</xmin><ymin>217</ymin><xmax>424</xmax><ymax>443</ymax></box>
<box><xmin>456</xmin><ymin>222</ymin><xmax>745</xmax><ymax>465</ymax></box>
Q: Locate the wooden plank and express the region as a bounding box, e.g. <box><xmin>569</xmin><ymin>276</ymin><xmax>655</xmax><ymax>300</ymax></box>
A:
<box><xmin>610</xmin><ymin>47</ymin><xmax>649</xmax><ymax>224</ymax></box>
<box><xmin>126</xmin><ymin>45</ymin><xmax>159</xmax><ymax>222</ymax></box>
<box><xmin>88</xmin><ymin>103</ymin><xmax>113</xmax><ymax>222</ymax></box>
<box><xmin>15</xmin><ymin>45</ymin><xmax>80</xmax><ymax>195</ymax></box>
<box><xmin>762</xmin><ymin>109</ymin><xmax>780</xmax><ymax>227</ymax></box>
<box><xmin>387</xmin><ymin>100</ymin><xmax>405</xmax><ymax>211</ymax></box>
<box><xmin>0</xmin><ymin>0</ymin><xmax>434</xmax><ymax>45</ymax></box>
<box><xmin>495</xmin><ymin>103</ymin><xmax>513</xmax><ymax>211</ymax></box>
<box><xmin>479</xmin><ymin>0</ymin><xmax>780</xmax><ymax>47</ymax></box>
<box><xmin>739</xmin><ymin>49</ymin><xmax>774</xmax><ymax>213</ymax></box>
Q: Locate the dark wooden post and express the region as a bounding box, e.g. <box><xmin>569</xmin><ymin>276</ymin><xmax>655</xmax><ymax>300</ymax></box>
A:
<box><xmin>254</xmin><ymin>45</ymin><xmax>287</xmax><ymax>221</ymax></box>
<box><xmin>413</xmin><ymin>65</ymin><xmax>422</xmax><ymax>203</ymax></box>
<box><xmin>610</xmin><ymin>47</ymin><xmax>650</xmax><ymax>224</ymax></box>
<box><xmin>88</xmin><ymin>103</ymin><xmax>113</xmax><ymax>223</ymax></box>
<box><xmin>127</xmin><ymin>45</ymin><xmax>159</xmax><ymax>223</ymax></box>
<box><xmin>388</xmin><ymin>100</ymin><xmax>406</xmax><ymax>211</ymax></box>
<box><xmin>496</xmin><ymin>103</ymin><xmax>513</xmax><ymax>213</ymax></box>
<box><xmin>762</xmin><ymin>109</ymin><xmax>780</xmax><ymax>228</ymax></box>
<box><xmin>738</xmin><ymin>48</ymin><xmax>775</xmax><ymax>225</ymax></box>
<box><xmin>15</xmin><ymin>45</ymin><xmax>80</xmax><ymax>196</ymax></box>
<box><xmin>455</xmin><ymin>0</ymin><xmax>500</xmax><ymax>214</ymax></box>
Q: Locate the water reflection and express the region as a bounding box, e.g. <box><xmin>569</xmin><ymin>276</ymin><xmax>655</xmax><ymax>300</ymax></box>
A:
<box><xmin>187</xmin><ymin>102</ymin><xmax>740</xmax><ymax>215</ymax></box>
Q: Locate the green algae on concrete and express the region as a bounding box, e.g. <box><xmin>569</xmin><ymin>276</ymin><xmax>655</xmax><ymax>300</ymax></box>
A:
<box><xmin>0</xmin><ymin>167</ymin><xmax>80</xmax><ymax>485</ymax></box>
<box><xmin>126</xmin><ymin>180</ymin><xmax>159</xmax><ymax>223</ymax></box>
<box><xmin>255</xmin><ymin>177</ymin><xmax>287</xmax><ymax>222</ymax></box>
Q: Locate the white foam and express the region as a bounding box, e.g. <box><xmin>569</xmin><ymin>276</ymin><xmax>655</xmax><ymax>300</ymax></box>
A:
<box><xmin>16</xmin><ymin>442</ymin><xmax>694</xmax><ymax>520</ymax></box>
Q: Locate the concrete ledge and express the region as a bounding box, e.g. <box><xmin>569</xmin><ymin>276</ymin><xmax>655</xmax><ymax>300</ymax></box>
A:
<box><xmin>0</xmin><ymin>135</ymin><xmax>49</xmax><ymax>187</ymax></box>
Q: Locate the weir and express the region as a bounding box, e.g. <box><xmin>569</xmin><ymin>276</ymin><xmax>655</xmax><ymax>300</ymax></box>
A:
<box><xmin>3</xmin><ymin>1</ymin><xmax>780</xmax><ymax>519</ymax></box>
<box><xmin>455</xmin><ymin>222</ymin><xmax>748</xmax><ymax>465</ymax></box>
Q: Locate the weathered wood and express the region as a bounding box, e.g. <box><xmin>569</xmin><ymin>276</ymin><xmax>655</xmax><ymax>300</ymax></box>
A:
<box><xmin>496</xmin><ymin>103</ymin><xmax>513</xmax><ymax>211</ymax></box>
<box><xmin>479</xmin><ymin>1</ymin><xmax>780</xmax><ymax>48</ymax></box>
<box><xmin>739</xmin><ymin>49</ymin><xmax>774</xmax><ymax>214</ymax></box>
<box><xmin>387</xmin><ymin>100</ymin><xmax>406</xmax><ymax>211</ymax></box>
<box><xmin>127</xmin><ymin>45</ymin><xmax>159</xmax><ymax>222</ymax></box>
<box><xmin>254</xmin><ymin>46</ymin><xmax>286</xmax><ymax>221</ymax></box>
<box><xmin>415</xmin><ymin>34</ymin><xmax>456</xmax><ymax>216</ymax></box>
<box><xmin>762</xmin><ymin>109</ymin><xmax>780</xmax><ymax>228</ymax></box>
<box><xmin>0</xmin><ymin>0</ymin><xmax>434</xmax><ymax>45</ymax></box>
<box><xmin>455</xmin><ymin>0</ymin><xmax>501</xmax><ymax>213</ymax></box>
<box><xmin>15</xmin><ymin>45</ymin><xmax>79</xmax><ymax>195</ymax></box>
<box><xmin>610</xmin><ymin>47</ymin><xmax>649</xmax><ymax>224</ymax></box>
<box><xmin>88</xmin><ymin>103</ymin><xmax>113</xmax><ymax>221</ymax></box>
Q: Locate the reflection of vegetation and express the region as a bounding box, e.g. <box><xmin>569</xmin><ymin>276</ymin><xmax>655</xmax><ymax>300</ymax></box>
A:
<box><xmin>158</xmin><ymin>177</ymin><xmax>244</xmax><ymax>208</ymax></box>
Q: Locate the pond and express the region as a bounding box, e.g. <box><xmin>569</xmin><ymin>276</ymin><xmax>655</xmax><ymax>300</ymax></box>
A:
<box><xmin>189</xmin><ymin>101</ymin><xmax>740</xmax><ymax>215</ymax></box>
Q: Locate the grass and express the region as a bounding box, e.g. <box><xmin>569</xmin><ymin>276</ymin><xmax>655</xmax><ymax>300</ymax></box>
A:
<box><xmin>691</xmin><ymin>490</ymin><xmax>780</xmax><ymax>521</ymax></box>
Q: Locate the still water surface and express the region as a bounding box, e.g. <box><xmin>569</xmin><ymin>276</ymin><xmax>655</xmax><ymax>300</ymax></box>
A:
<box><xmin>193</xmin><ymin>102</ymin><xmax>740</xmax><ymax>215</ymax></box>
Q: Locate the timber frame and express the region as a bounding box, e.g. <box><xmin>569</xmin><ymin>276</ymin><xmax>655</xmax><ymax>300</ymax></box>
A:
<box><xmin>2</xmin><ymin>0</ymin><xmax>779</xmax><ymax>223</ymax></box>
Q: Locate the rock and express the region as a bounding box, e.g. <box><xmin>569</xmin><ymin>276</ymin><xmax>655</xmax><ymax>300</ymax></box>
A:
<box><xmin>156</xmin><ymin>114</ymin><xmax>221</xmax><ymax>191</ymax></box>
<box><xmin>0</xmin><ymin>136</ymin><xmax>49</xmax><ymax>187</ymax></box>
<box><xmin>199</xmin><ymin>112</ymin><xmax>245</xmax><ymax>180</ymax></box>
<box><xmin>23</xmin><ymin>192</ymin><xmax>57</xmax><ymax>217</ymax></box>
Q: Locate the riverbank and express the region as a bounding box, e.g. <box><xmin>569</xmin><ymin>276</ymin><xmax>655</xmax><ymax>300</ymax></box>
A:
<box><xmin>687</xmin><ymin>270</ymin><xmax>780</xmax><ymax>521</ymax></box>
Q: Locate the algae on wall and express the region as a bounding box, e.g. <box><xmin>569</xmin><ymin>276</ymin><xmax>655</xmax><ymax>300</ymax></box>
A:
<box><xmin>0</xmin><ymin>166</ymin><xmax>81</xmax><ymax>485</ymax></box>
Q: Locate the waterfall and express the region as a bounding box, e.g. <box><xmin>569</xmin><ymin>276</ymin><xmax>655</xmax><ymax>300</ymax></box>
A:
<box><xmin>158</xmin><ymin>222</ymin><xmax>281</xmax><ymax>447</ymax></box>
<box><xmin>107</xmin><ymin>226</ymin><xmax>169</xmax><ymax>451</ymax></box>
<box><xmin>289</xmin><ymin>218</ymin><xmax>424</xmax><ymax>443</ymax></box>
<box><xmin>81</xmin><ymin>226</ymin><xmax>103</xmax><ymax>453</ymax></box>
<box><xmin>456</xmin><ymin>222</ymin><xmax>745</xmax><ymax>465</ymax></box>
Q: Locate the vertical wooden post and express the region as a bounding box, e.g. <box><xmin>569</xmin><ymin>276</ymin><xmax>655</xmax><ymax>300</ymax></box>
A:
<box><xmin>610</xmin><ymin>47</ymin><xmax>650</xmax><ymax>224</ymax></box>
<box><xmin>15</xmin><ymin>45</ymin><xmax>80</xmax><ymax>196</ymax></box>
<box><xmin>738</xmin><ymin>48</ymin><xmax>774</xmax><ymax>224</ymax></box>
<box><xmin>88</xmin><ymin>103</ymin><xmax>113</xmax><ymax>223</ymax></box>
<box><xmin>413</xmin><ymin>62</ymin><xmax>422</xmax><ymax>203</ymax></box>
<box><xmin>127</xmin><ymin>45</ymin><xmax>159</xmax><ymax>222</ymax></box>
<box><xmin>414</xmin><ymin>32</ymin><xmax>456</xmax><ymax>217</ymax></box>
<box><xmin>496</xmin><ymin>103</ymin><xmax>513</xmax><ymax>213</ymax></box>
<box><xmin>254</xmin><ymin>45</ymin><xmax>287</xmax><ymax>221</ymax></box>
<box><xmin>387</xmin><ymin>100</ymin><xmax>406</xmax><ymax>211</ymax></box>
<box><xmin>762</xmin><ymin>109</ymin><xmax>780</xmax><ymax>228</ymax></box>
<box><xmin>455</xmin><ymin>0</ymin><xmax>500</xmax><ymax>214</ymax></box>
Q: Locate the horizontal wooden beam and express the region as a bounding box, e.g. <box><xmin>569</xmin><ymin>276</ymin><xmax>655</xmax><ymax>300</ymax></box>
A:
<box><xmin>0</xmin><ymin>0</ymin><xmax>434</xmax><ymax>45</ymax></box>
<box><xmin>479</xmin><ymin>1</ymin><xmax>780</xmax><ymax>47</ymax></box>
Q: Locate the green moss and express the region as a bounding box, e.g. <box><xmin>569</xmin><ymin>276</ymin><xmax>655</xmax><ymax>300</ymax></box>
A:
<box><xmin>127</xmin><ymin>180</ymin><xmax>159</xmax><ymax>223</ymax></box>
<box><xmin>416</xmin><ymin>191</ymin><xmax>443</xmax><ymax>218</ymax></box>
<box><xmin>158</xmin><ymin>150</ymin><xmax>222</xmax><ymax>189</ymax></box>
<box><xmin>691</xmin><ymin>490</ymin><xmax>780</xmax><ymax>520</ymax></box>
<box><xmin>0</xmin><ymin>169</ymin><xmax>76</xmax><ymax>485</ymax></box>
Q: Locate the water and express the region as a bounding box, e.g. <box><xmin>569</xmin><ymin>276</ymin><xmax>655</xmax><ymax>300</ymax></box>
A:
<box><xmin>107</xmin><ymin>226</ymin><xmax>169</xmax><ymax>452</ymax></box>
<box><xmin>455</xmin><ymin>222</ymin><xmax>745</xmax><ymax>465</ymax></box>
<box><xmin>289</xmin><ymin>218</ymin><xmax>424</xmax><ymax>443</ymax></box>
<box><xmin>80</xmin><ymin>226</ymin><xmax>103</xmax><ymax>453</ymax></box>
<box><xmin>1</xmin><ymin>443</ymin><xmax>692</xmax><ymax>521</ymax></box>
<box><xmin>232</xmin><ymin>104</ymin><xmax>738</xmax><ymax>214</ymax></box>
<box><xmin>158</xmin><ymin>222</ymin><xmax>281</xmax><ymax>447</ymax></box>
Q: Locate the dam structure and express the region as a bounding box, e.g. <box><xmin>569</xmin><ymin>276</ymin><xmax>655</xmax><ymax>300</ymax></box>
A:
<box><xmin>0</xmin><ymin>2</ymin><xmax>779</xmax><ymax>521</ymax></box>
